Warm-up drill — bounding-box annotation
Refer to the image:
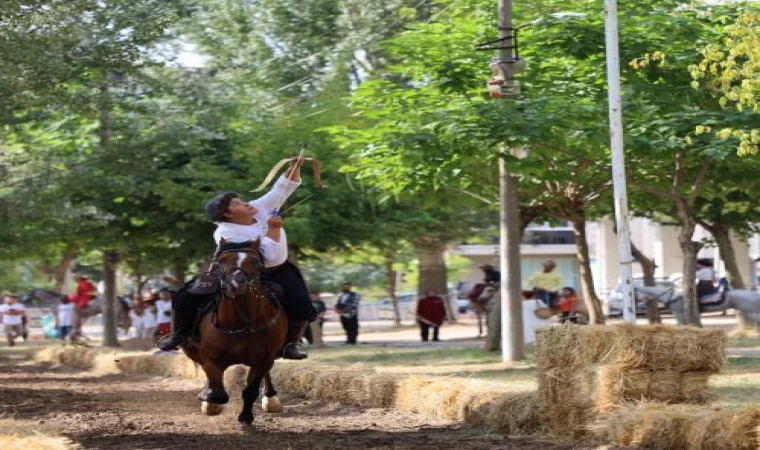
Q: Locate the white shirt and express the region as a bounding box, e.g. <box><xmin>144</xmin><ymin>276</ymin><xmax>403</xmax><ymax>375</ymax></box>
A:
<box><xmin>57</xmin><ymin>303</ymin><xmax>75</xmax><ymax>327</ymax></box>
<box><xmin>696</xmin><ymin>267</ymin><xmax>714</xmax><ymax>281</ymax></box>
<box><xmin>142</xmin><ymin>309</ymin><xmax>158</xmax><ymax>328</ymax></box>
<box><xmin>129</xmin><ymin>310</ymin><xmax>144</xmax><ymax>327</ymax></box>
<box><xmin>0</xmin><ymin>303</ymin><xmax>25</xmax><ymax>326</ymax></box>
<box><xmin>156</xmin><ymin>300</ymin><xmax>173</xmax><ymax>324</ymax></box>
<box><xmin>213</xmin><ymin>176</ymin><xmax>300</xmax><ymax>268</ymax></box>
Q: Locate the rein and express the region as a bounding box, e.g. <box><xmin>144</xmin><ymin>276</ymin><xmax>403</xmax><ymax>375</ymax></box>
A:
<box><xmin>211</xmin><ymin>248</ymin><xmax>282</xmax><ymax>335</ymax></box>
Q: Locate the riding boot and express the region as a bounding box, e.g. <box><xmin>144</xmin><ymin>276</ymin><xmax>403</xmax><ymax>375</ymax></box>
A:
<box><xmin>157</xmin><ymin>308</ymin><xmax>196</xmax><ymax>351</ymax></box>
<box><xmin>282</xmin><ymin>320</ymin><xmax>309</xmax><ymax>360</ymax></box>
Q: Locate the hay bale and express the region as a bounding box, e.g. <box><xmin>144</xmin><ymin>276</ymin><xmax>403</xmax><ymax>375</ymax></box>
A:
<box><xmin>483</xmin><ymin>391</ymin><xmax>544</xmax><ymax>436</ymax></box>
<box><xmin>536</xmin><ymin>324</ymin><xmax>726</xmax><ymax>373</ymax></box>
<box><xmin>683</xmin><ymin>407</ymin><xmax>760</xmax><ymax>450</ymax></box>
<box><xmin>0</xmin><ymin>419</ymin><xmax>79</xmax><ymax>450</ymax></box>
<box><xmin>346</xmin><ymin>373</ymin><xmax>397</xmax><ymax>408</ymax></box>
<box><xmin>591</xmin><ymin>402</ymin><xmax>760</xmax><ymax>450</ymax></box>
<box><xmin>596</xmin><ymin>368</ymin><xmax>713</xmax><ymax>409</ymax></box>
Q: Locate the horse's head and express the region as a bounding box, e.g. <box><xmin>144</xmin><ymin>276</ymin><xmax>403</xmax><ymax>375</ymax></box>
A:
<box><xmin>216</xmin><ymin>239</ymin><xmax>263</xmax><ymax>298</ymax></box>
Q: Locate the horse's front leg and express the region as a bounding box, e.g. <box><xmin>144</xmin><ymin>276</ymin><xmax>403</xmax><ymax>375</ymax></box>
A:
<box><xmin>262</xmin><ymin>369</ymin><xmax>283</xmax><ymax>413</ymax></box>
<box><xmin>238</xmin><ymin>362</ymin><xmax>272</xmax><ymax>425</ymax></box>
<box><xmin>199</xmin><ymin>362</ymin><xmax>228</xmax><ymax>416</ymax></box>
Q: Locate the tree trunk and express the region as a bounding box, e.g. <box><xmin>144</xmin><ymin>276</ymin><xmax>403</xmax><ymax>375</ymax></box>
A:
<box><xmin>132</xmin><ymin>275</ymin><xmax>144</xmax><ymax>302</ymax></box>
<box><xmin>485</xmin><ymin>290</ymin><xmax>501</xmax><ymax>351</ymax></box>
<box><xmin>414</xmin><ymin>235</ymin><xmax>448</xmax><ymax>305</ymax></box>
<box><xmin>52</xmin><ymin>243</ymin><xmax>78</xmax><ymax>294</ymax></box>
<box><xmin>631</xmin><ymin>241</ymin><xmax>661</xmax><ymax>324</ymax></box>
<box><xmin>102</xmin><ymin>250</ymin><xmax>120</xmax><ymax>347</ymax></box>
<box><xmin>571</xmin><ymin>215</ymin><xmax>605</xmax><ymax>324</ymax></box>
<box><xmin>384</xmin><ymin>253</ymin><xmax>402</xmax><ymax>326</ymax></box>
<box><xmin>710</xmin><ymin>223</ymin><xmax>755</xmax><ymax>331</ymax></box>
<box><xmin>676</xmin><ymin>208</ymin><xmax>702</xmax><ymax>326</ymax></box>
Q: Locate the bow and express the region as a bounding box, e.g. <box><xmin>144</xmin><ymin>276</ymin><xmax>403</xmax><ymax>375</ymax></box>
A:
<box><xmin>251</xmin><ymin>156</ymin><xmax>324</xmax><ymax>192</ymax></box>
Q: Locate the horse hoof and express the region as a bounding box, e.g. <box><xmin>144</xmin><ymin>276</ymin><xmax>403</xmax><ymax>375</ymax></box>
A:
<box><xmin>237</xmin><ymin>412</ymin><xmax>254</xmax><ymax>425</ymax></box>
<box><xmin>262</xmin><ymin>395</ymin><xmax>284</xmax><ymax>413</ymax></box>
<box><xmin>201</xmin><ymin>401</ymin><xmax>224</xmax><ymax>416</ymax></box>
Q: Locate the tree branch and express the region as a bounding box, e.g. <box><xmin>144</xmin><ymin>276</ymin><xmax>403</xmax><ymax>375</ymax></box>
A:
<box><xmin>687</xmin><ymin>157</ymin><xmax>712</xmax><ymax>207</ymax></box>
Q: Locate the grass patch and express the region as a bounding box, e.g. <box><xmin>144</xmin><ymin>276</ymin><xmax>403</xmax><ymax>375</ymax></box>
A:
<box><xmin>727</xmin><ymin>336</ymin><xmax>760</xmax><ymax>349</ymax></box>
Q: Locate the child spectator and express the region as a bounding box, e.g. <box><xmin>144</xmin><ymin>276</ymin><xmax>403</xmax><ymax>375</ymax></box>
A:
<box><xmin>558</xmin><ymin>286</ymin><xmax>579</xmax><ymax>324</ymax></box>
<box><xmin>57</xmin><ymin>296</ymin><xmax>75</xmax><ymax>342</ymax></box>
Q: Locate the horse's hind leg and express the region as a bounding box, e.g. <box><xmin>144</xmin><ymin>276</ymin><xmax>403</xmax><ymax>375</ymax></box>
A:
<box><xmin>262</xmin><ymin>370</ymin><xmax>283</xmax><ymax>413</ymax></box>
<box><xmin>239</xmin><ymin>362</ymin><xmax>272</xmax><ymax>425</ymax></box>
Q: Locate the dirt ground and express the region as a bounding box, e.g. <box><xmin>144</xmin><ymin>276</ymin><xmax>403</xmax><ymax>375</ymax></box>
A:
<box><xmin>0</xmin><ymin>352</ymin><xmax>598</xmax><ymax>450</ymax></box>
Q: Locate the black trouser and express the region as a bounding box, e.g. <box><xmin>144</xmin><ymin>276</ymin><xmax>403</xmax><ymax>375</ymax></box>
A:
<box><xmin>696</xmin><ymin>280</ymin><xmax>715</xmax><ymax>298</ymax></box>
<box><xmin>262</xmin><ymin>261</ymin><xmax>316</xmax><ymax>322</ymax></box>
<box><xmin>340</xmin><ymin>316</ymin><xmax>359</xmax><ymax>344</ymax></box>
<box><xmin>418</xmin><ymin>321</ymin><xmax>440</xmax><ymax>342</ymax></box>
<box><xmin>535</xmin><ymin>289</ymin><xmax>558</xmax><ymax>309</ymax></box>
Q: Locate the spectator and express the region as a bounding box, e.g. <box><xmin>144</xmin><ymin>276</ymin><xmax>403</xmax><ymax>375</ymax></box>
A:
<box><xmin>416</xmin><ymin>289</ymin><xmax>447</xmax><ymax>342</ymax></box>
<box><xmin>525</xmin><ymin>260</ymin><xmax>562</xmax><ymax>309</ymax></box>
<box><xmin>0</xmin><ymin>295</ymin><xmax>26</xmax><ymax>347</ymax></box>
<box><xmin>334</xmin><ymin>282</ymin><xmax>360</xmax><ymax>345</ymax></box>
<box><xmin>304</xmin><ymin>290</ymin><xmax>327</xmax><ymax>347</ymax></box>
<box><xmin>155</xmin><ymin>288</ymin><xmax>174</xmax><ymax>340</ymax></box>
<box><xmin>696</xmin><ymin>259</ymin><xmax>716</xmax><ymax>298</ymax></box>
<box><xmin>143</xmin><ymin>301</ymin><xmax>158</xmax><ymax>340</ymax></box>
<box><xmin>130</xmin><ymin>299</ymin><xmax>146</xmax><ymax>339</ymax></box>
<box><xmin>57</xmin><ymin>296</ymin><xmax>75</xmax><ymax>342</ymax></box>
<box><xmin>558</xmin><ymin>286</ymin><xmax>579</xmax><ymax>324</ymax></box>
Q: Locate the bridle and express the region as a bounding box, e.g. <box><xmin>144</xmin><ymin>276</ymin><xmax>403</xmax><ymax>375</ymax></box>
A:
<box><xmin>211</xmin><ymin>247</ymin><xmax>282</xmax><ymax>335</ymax></box>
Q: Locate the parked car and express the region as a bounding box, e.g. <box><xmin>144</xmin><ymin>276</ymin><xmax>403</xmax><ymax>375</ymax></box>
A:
<box><xmin>607</xmin><ymin>278</ymin><xmax>676</xmax><ymax>317</ymax></box>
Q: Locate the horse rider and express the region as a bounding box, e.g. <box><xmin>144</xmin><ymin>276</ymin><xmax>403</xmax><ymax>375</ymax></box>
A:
<box><xmin>467</xmin><ymin>264</ymin><xmax>501</xmax><ymax>304</ymax></box>
<box><xmin>696</xmin><ymin>259</ymin><xmax>716</xmax><ymax>299</ymax></box>
<box><xmin>525</xmin><ymin>260</ymin><xmax>562</xmax><ymax>309</ymax></box>
<box><xmin>158</xmin><ymin>157</ymin><xmax>316</xmax><ymax>360</ymax></box>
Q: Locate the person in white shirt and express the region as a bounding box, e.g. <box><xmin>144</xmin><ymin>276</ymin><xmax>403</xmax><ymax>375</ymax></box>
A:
<box><xmin>155</xmin><ymin>288</ymin><xmax>174</xmax><ymax>339</ymax></box>
<box><xmin>158</xmin><ymin>157</ymin><xmax>316</xmax><ymax>360</ymax></box>
<box><xmin>56</xmin><ymin>297</ymin><xmax>75</xmax><ymax>341</ymax></box>
<box><xmin>0</xmin><ymin>295</ymin><xmax>26</xmax><ymax>347</ymax></box>
<box><xmin>696</xmin><ymin>259</ymin><xmax>716</xmax><ymax>298</ymax></box>
<box><xmin>129</xmin><ymin>300</ymin><xmax>146</xmax><ymax>339</ymax></box>
<box><xmin>142</xmin><ymin>302</ymin><xmax>158</xmax><ymax>339</ymax></box>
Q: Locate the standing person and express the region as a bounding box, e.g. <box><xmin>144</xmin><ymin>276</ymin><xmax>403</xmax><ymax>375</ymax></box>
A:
<box><xmin>416</xmin><ymin>289</ymin><xmax>447</xmax><ymax>342</ymax></box>
<box><xmin>155</xmin><ymin>288</ymin><xmax>174</xmax><ymax>340</ymax></box>
<box><xmin>525</xmin><ymin>260</ymin><xmax>563</xmax><ymax>309</ymax></box>
<box><xmin>56</xmin><ymin>296</ymin><xmax>75</xmax><ymax>342</ymax></box>
<box><xmin>129</xmin><ymin>299</ymin><xmax>146</xmax><ymax>338</ymax></box>
<box><xmin>142</xmin><ymin>301</ymin><xmax>158</xmax><ymax>340</ymax></box>
<box><xmin>557</xmin><ymin>287</ymin><xmax>579</xmax><ymax>324</ymax></box>
<box><xmin>71</xmin><ymin>276</ymin><xmax>97</xmax><ymax>337</ymax></box>
<box><xmin>304</xmin><ymin>290</ymin><xmax>327</xmax><ymax>347</ymax></box>
<box><xmin>159</xmin><ymin>156</ymin><xmax>317</xmax><ymax>360</ymax></box>
<box><xmin>696</xmin><ymin>259</ymin><xmax>716</xmax><ymax>298</ymax></box>
<box><xmin>0</xmin><ymin>295</ymin><xmax>26</xmax><ymax>347</ymax></box>
<box><xmin>335</xmin><ymin>282</ymin><xmax>360</xmax><ymax>345</ymax></box>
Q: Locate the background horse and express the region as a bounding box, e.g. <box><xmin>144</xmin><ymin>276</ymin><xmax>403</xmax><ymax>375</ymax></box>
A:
<box><xmin>634</xmin><ymin>285</ymin><xmax>760</xmax><ymax>325</ymax></box>
<box><xmin>22</xmin><ymin>289</ymin><xmax>131</xmax><ymax>341</ymax></box>
<box><xmin>181</xmin><ymin>239</ymin><xmax>288</xmax><ymax>425</ymax></box>
<box><xmin>457</xmin><ymin>281</ymin><xmax>496</xmax><ymax>337</ymax></box>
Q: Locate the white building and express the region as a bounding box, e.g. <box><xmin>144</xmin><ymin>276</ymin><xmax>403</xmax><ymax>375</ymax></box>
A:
<box><xmin>454</xmin><ymin>218</ymin><xmax>759</xmax><ymax>300</ymax></box>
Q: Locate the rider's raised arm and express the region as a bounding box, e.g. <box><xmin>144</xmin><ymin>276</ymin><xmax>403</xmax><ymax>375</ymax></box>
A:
<box><xmin>250</xmin><ymin>159</ymin><xmax>304</xmax><ymax>212</ymax></box>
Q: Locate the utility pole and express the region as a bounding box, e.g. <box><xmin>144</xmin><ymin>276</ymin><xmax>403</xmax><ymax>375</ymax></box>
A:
<box><xmin>604</xmin><ymin>0</ymin><xmax>636</xmax><ymax>324</ymax></box>
<box><xmin>498</xmin><ymin>0</ymin><xmax>524</xmax><ymax>361</ymax></box>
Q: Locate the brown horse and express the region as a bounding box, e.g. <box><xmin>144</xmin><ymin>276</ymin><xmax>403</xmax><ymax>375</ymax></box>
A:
<box><xmin>181</xmin><ymin>239</ymin><xmax>288</xmax><ymax>425</ymax></box>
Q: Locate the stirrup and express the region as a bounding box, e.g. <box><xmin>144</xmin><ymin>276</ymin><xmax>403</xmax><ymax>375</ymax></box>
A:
<box><xmin>156</xmin><ymin>333</ymin><xmax>183</xmax><ymax>351</ymax></box>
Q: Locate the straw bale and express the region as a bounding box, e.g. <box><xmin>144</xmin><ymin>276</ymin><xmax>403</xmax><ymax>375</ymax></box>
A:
<box><xmin>596</xmin><ymin>368</ymin><xmax>713</xmax><ymax>409</ymax></box>
<box><xmin>685</xmin><ymin>407</ymin><xmax>760</xmax><ymax>450</ymax></box>
<box><xmin>591</xmin><ymin>402</ymin><xmax>760</xmax><ymax>450</ymax></box>
<box><xmin>536</xmin><ymin>324</ymin><xmax>726</xmax><ymax>373</ymax></box>
<box><xmin>483</xmin><ymin>391</ymin><xmax>544</xmax><ymax>436</ymax></box>
<box><xmin>346</xmin><ymin>373</ymin><xmax>398</xmax><ymax>408</ymax></box>
<box><xmin>451</xmin><ymin>384</ymin><xmax>504</xmax><ymax>425</ymax></box>
<box><xmin>541</xmin><ymin>404</ymin><xmax>595</xmax><ymax>439</ymax></box>
<box><xmin>0</xmin><ymin>419</ymin><xmax>79</xmax><ymax>450</ymax></box>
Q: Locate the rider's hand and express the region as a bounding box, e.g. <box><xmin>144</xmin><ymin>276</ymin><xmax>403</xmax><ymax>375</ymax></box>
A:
<box><xmin>267</xmin><ymin>215</ymin><xmax>283</xmax><ymax>229</ymax></box>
